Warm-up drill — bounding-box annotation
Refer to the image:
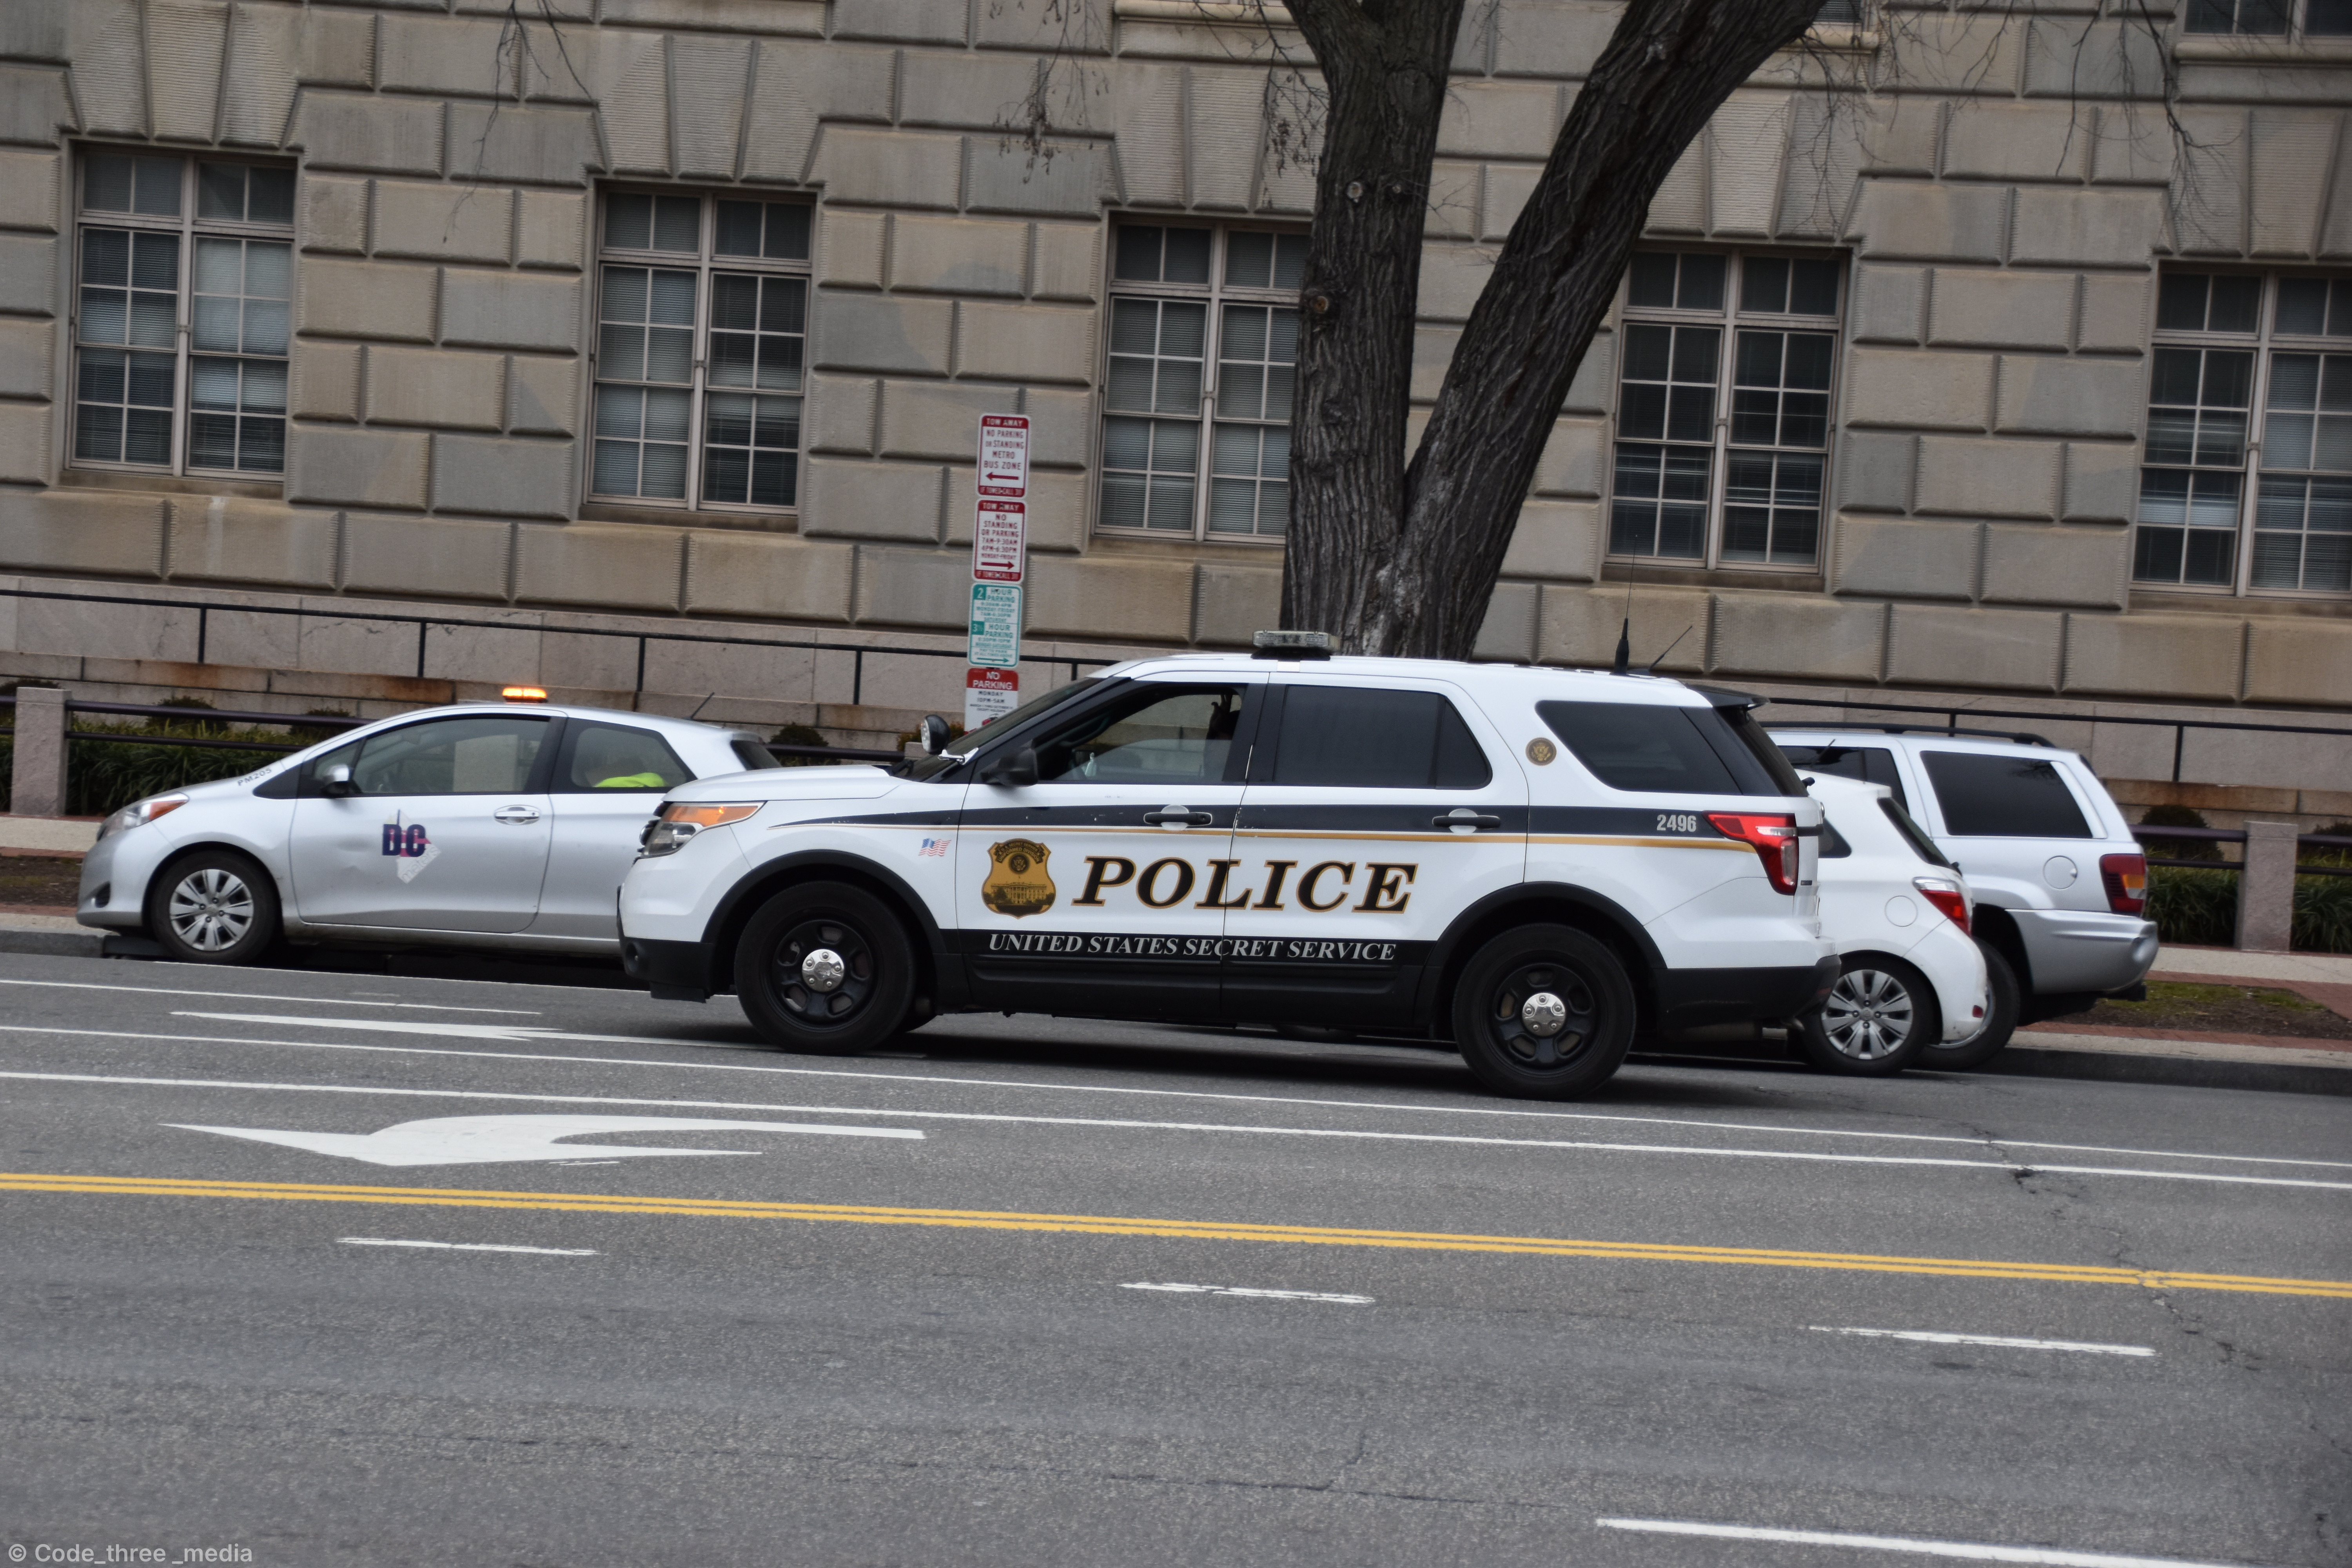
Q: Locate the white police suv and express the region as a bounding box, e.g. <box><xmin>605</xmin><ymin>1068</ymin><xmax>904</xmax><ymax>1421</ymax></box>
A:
<box><xmin>79</xmin><ymin>700</ymin><xmax>780</xmax><ymax>965</ymax></box>
<box><xmin>620</xmin><ymin>642</ymin><xmax>1837</xmax><ymax>1100</ymax></box>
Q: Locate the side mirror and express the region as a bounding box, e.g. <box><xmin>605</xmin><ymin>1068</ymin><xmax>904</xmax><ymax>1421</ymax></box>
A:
<box><xmin>322</xmin><ymin>763</ymin><xmax>356</xmax><ymax>798</ymax></box>
<box><xmin>918</xmin><ymin>714</ymin><xmax>951</xmax><ymax>756</ymax></box>
<box><xmin>984</xmin><ymin>747</ymin><xmax>1039</xmax><ymax>788</ymax></box>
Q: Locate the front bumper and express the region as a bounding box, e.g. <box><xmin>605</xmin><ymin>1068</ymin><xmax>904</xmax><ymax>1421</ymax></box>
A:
<box><xmin>1655</xmin><ymin>956</ymin><xmax>1840</xmax><ymax>1032</ymax></box>
<box><xmin>75</xmin><ymin>828</ymin><xmax>151</xmax><ymax>932</ymax></box>
<box><xmin>621</xmin><ymin>935</ymin><xmax>718</xmax><ymax>1001</ymax></box>
<box><xmin>2010</xmin><ymin>908</ymin><xmax>2160</xmax><ymax>995</ymax></box>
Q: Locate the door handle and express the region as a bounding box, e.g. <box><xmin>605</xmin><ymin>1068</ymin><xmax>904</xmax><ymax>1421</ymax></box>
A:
<box><xmin>1143</xmin><ymin>808</ymin><xmax>1215</xmax><ymax>826</ymax></box>
<box><xmin>1432</xmin><ymin>809</ymin><xmax>1503</xmax><ymax>831</ymax></box>
<box><xmin>493</xmin><ymin>805</ymin><xmax>541</xmax><ymax>825</ymax></box>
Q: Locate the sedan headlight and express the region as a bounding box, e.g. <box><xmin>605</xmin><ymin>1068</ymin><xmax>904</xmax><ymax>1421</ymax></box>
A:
<box><xmin>96</xmin><ymin>793</ymin><xmax>189</xmax><ymax>844</ymax></box>
<box><xmin>639</xmin><ymin>801</ymin><xmax>761</xmax><ymax>856</ymax></box>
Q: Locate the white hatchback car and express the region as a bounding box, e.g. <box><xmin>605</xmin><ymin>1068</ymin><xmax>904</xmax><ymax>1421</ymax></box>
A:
<box><xmin>78</xmin><ymin>700</ymin><xmax>782</xmax><ymax>964</ymax></box>
<box><xmin>1799</xmin><ymin>774</ymin><xmax>1989</xmax><ymax>1076</ymax></box>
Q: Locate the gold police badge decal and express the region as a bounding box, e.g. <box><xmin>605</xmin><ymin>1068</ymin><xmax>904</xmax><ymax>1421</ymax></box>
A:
<box><xmin>982</xmin><ymin>838</ymin><xmax>1056</xmax><ymax>918</ymax></box>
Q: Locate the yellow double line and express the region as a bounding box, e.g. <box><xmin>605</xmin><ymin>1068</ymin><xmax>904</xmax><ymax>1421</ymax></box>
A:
<box><xmin>8</xmin><ymin>1171</ymin><xmax>2349</xmax><ymax>1300</ymax></box>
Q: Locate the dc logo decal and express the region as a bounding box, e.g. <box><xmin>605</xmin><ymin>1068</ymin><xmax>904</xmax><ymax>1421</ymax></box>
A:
<box><xmin>382</xmin><ymin>822</ymin><xmax>431</xmax><ymax>858</ymax></box>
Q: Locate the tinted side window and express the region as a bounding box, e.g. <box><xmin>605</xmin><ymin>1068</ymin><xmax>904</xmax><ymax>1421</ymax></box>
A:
<box><xmin>1780</xmin><ymin>742</ymin><xmax>1907</xmax><ymax>808</ymax></box>
<box><xmin>1921</xmin><ymin>751</ymin><xmax>2092</xmax><ymax>838</ymax></box>
<box><xmin>1713</xmin><ymin>704</ymin><xmax>1808</xmax><ymax>794</ymax></box>
<box><xmin>1269</xmin><ymin>686</ymin><xmax>1492</xmax><ymax>789</ymax></box>
<box><xmin>1035</xmin><ymin>686</ymin><xmax>1246</xmax><ymax>784</ymax></box>
<box><xmin>1539</xmin><ymin>701</ymin><xmax>1783</xmax><ymax>795</ymax></box>
<box><xmin>559</xmin><ymin>722</ymin><xmax>693</xmax><ymax>792</ymax></box>
<box><xmin>351</xmin><ymin>716</ymin><xmax>550</xmax><ymax>795</ymax></box>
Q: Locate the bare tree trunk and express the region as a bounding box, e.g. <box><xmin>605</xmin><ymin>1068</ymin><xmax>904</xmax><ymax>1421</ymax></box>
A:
<box><xmin>1278</xmin><ymin>0</ymin><xmax>1465</xmax><ymax>648</ymax></box>
<box><xmin>1285</xmin><ymin>0</ymin><xmax>1824</xmax><ymax>658</ymax></box>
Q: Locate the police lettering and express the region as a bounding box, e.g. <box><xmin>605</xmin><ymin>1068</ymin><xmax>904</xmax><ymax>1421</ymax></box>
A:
<box><xmin>1051</xmin><ymin>855</ymin><xmax>1419</xmax><ymax>912</ymax></box>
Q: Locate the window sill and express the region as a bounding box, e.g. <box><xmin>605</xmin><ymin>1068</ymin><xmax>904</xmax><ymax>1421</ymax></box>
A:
<box><xmin>2174</xmin><ymin>33</ymin><xmax>2352</xmax><ymax>62</ymax></box>
<box><xmin>1601</xmin><ymin>559</ymin><xmax>1826</xmax><ymax>592</ymax></box>
<box><xmin>1090</xmin><ymin>527</ymin><xmax>1285</xmax><ymax>557</ymax></box>
<box><xmin>60</xmin><ymin>467</ymin><xmax>284</xmax><ymax>501</ymax></box>
<box><xmin>1115</xmin><ymin>0</ymin><xmax>1295</xmax><ymax>27</ymax></box>
<box><xmin>2129</xmin><ymin>586</ymin><xmax>2352</xmax><ymax>616</ymax></box>
<box><xmin>1795</xmin><ymin>25</ymin><xmax>1880</xmax><ymax>55</ymax></box>
<box><xmin>578</xmin><ymin>501</ymin><xmax>799</xmax><ymax>532</ymax></box>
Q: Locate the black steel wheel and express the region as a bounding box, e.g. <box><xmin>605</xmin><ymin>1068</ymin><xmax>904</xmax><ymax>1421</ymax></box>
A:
<box><xmin>734</xmin><ymin>881</ymin><xmax>916</xmax><ymax>1054</ymax></box>
<box><xmin>146</xmin><ymin>849</ymin><xmax>279</xmax><ymax>965</ymax></box>
<box><xmin>1452</xmin><ymin>925</ymin><xmax>1635</xmax><ymax>1100</ymax></box>
<box><xmin>1797</xmin><ymin>953</ymin><xmax>1938</xmax><ymax>1076</ymax></box>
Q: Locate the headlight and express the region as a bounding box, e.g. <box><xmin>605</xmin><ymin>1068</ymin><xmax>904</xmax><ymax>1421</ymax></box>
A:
<box><xmin>96</xmin><ymin>793</ymin><xmax>189</xmax><ymax>843</ymax></box>
<box><xmin>639</xmin><ymin>801</ymin><xmax>760</xmax><ymax>856</ymax></box>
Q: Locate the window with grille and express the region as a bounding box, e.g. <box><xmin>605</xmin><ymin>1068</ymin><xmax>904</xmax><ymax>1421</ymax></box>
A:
<box><xmin>591</xmin><ymin>190</ymin><xmax>810</xmax><ymax>513</ymax></box>
<box><xmin>1099</xmin><ymin>222</ymin><xmax>1304</xmax><ymax>542</ymax></box>
<box><xmin>1608</xmin><ymin>249</ymin><xmax>1844</xmax><ymax>570</ymax></box>
<box><xmin>71</xmin><ymin>150</ymin><xmax>292</xmax><ymax>478</ymax></box>
<box><xmin>2185</xmin><ymin>0</ymin><xmax>2352</xmax><ymax>35</ymax></box>
<box><xmin>2135</xmin><ymin>270</ymin><xmax>2350</xmax><ymax>595</ymax></box>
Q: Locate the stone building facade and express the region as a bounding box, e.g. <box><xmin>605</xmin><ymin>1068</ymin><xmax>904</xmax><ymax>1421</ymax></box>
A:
<box><xmin>0</xmin><ymin>0</ymin><xmax>2347</xmax><ymax>794</ymax></box>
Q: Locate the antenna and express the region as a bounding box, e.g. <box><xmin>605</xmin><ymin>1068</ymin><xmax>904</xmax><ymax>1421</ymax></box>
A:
<box><xmin>1610</xmin><ymin>617</ymin><xmax>1632</xmax><ymax>677</ymax></box>
<box><xmin>685</xmin><ymin>691</ymin><xmax>717</xmax><ymax>720</ymax></box>
<box><xmin>1638</xmin><ymin>624</ymin><xmax>1693</xmax><ymax>675</ymax></box>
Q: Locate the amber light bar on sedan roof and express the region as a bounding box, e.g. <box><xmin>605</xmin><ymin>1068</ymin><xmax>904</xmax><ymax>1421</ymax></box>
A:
<box><xmin>501</xmin><ymin>686</ymin><xmax>549</xmax><ymax>702</ymax></box>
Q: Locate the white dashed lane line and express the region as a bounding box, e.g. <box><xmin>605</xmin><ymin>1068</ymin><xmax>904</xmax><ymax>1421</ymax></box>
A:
<box><xmin>1594</xmin><ymin>1518</ymin><xmax>2268</xmax><ymax>1566</ymax></box>
<box><xmin>1122</xmin><ymin>1283</ymin><xmax>1373</xmax><ymax>1305</ymax></box>
<box><xmin>1810</xmin><ymin>1326</ymin><xmax>2156</xmax><ymax>1357</ymax></box>
<box><xmin>0</xmin><ymin>978</ymin><xmax>539</xmax><ymax>1014</ymax></box>
<box><xmin>339</xmin><ymin>1237</ymin><xmax>597</xmax><ymax>1257</ymax></box>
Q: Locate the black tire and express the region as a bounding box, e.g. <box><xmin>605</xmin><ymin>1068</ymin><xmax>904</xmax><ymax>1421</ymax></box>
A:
<box><xmin>1921</xmin><ymin>937</ymin><xmax>2020</xmax><ymax>1071</ymax></box>
<box><xmin>1452</xmin><ymin>925</ymin><xmax>1636</xmax><ymax>1100</ymax></box>
<box><xmin>734</xmin><ymin>881</ymin><xmax>917</xmax><ymax>1054</ymax></box>
<box><xmin>1797</xmin><ymin>953</ymin><xmax>1938</xmax><ymax>1076</ymax></box>
<box><xmin>146</xmin><ymin>849</ymin><xmax>280</xmax><ymax>965</ymax></box>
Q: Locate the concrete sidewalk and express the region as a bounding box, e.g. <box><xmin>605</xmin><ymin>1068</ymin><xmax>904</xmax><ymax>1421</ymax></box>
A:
<box><xmin>0</xmin><ymin>816</ymin><xmax>100</xmax><ymax>854</ymax></box>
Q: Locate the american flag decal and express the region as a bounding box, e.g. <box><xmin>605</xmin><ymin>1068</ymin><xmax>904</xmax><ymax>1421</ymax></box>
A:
<box><xmin>918</xmin><ymin>837</ymin><xmax>951</xmax><ymax>857</ymax></box>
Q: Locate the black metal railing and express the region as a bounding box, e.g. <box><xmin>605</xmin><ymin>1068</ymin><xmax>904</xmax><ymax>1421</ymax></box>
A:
<box><xmin>2131</xmin><ymin>824</ymin><xmax>2352</xmax><ymax>877</ymax></box>
<box><xmin>1763</xmin><ymin>695</ymin><xmax>2352</xmax><ymax>783</ymax></box>
<box><xmin>0</xmin><ymin>584</ymin><xmax>1115</xmax><ymax>706</ymax></box>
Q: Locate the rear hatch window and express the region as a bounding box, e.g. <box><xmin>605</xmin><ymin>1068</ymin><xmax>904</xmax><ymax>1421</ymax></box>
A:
<box><xmin>1777</xmin><ymin>740</ymin><xmax>1906</xmax><ymax>808</ymax></box>
<box><xmin>1539</xmin><ymin>700</ymin><xmax>1800</xmax><ymax>796</ymax></box>
<box><xmin>1921</xmin><ymin>751</ymin><xmax>2092</xmax><ymax>838</ymax></box>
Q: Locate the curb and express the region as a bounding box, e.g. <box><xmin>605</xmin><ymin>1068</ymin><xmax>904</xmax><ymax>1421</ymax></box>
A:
<box><xmin>0</xmin><ymin>926</ymin><xmax>105</xmax><ymax>958</ymax></box>
<box><xmin>1987</xmin><ymin>1044</ymin><xmax>2352</xmax><ymax>1098</ymax></box>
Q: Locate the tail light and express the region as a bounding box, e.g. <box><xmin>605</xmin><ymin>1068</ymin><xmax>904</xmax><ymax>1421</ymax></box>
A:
<box><xmin>1706</xmin><ymin>811</ymin><xmax>1801</xmax><ymax>895</ymax></box>
<box><xmin>2100</xmin><ymin>852</ymin><xmax>2148</xmax><ymax>916</ymax></box>
<box><xmin>1913</xmin><ymin>875</ymin><xmax>1971</xmax><ymax>935</ymax></box>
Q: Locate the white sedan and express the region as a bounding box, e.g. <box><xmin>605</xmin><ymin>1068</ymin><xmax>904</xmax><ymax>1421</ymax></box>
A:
<box><xmin>1797</xmin><ymin>773</ymin><xmax>1990</xmax><ymax>1075</ymax></box>
<box><xmin>78</xmin><ymin>699</ymin><xmax>783</xmax><ymax>965</ymax></box>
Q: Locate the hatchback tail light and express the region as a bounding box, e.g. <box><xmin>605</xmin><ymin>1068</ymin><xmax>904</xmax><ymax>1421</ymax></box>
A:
<box><xmin>2100</xmin><ymin>852</ymin><xmax>2148</xmax><ymax>916</ymax></box>
<box><xmin>1912</xmin><ymin>874</ymin><xmax>1971</xmax><ymax>935</ymax></box>
<box><xmin>1706</xmin><ymin>812</ymin><xmax>1801</xmax><ymax>895</ymax></box>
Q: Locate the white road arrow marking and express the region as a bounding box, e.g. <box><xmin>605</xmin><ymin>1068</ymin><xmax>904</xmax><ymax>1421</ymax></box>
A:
<box><xmin>169</xmin><ymin>1113</ymin><xmax>923</xmax><ymax>1167</ymax></box>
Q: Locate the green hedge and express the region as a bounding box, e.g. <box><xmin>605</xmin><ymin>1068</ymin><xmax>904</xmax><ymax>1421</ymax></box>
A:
<box><xmin>2145</xmin><ymin>864</ymin><xmax>2352</xmax><ymax>954</ymax></box>
<box><xmin>0</xmin><ymin>704</ymin><xmax>348</xmax><ymax>818</ymax></box>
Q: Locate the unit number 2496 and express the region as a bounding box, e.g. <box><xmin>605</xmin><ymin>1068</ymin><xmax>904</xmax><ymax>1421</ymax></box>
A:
<box><xmin>1655</xmin><ymin>813</ymin><xmax>1700</xmax><ymax>834</ymax></box>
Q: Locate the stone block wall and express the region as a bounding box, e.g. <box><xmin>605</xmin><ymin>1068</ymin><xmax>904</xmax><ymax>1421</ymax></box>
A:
<box><xmin>0</xmin><ymin>0</ymin><xmax>2343</xmax><ymax>769</ymax></box>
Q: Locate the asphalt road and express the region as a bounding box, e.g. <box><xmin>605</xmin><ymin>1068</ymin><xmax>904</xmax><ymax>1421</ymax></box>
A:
<box><xmin>0</xmin><ymin>949</ymin><xmax>2345</xmax><ymax>1568</ymax></box>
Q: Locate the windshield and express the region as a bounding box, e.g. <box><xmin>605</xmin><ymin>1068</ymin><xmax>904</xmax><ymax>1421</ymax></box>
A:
<box><xmin>900</xmin><ymin>677</ymin><xmax>1104</xmax><ymax>781</ymax></box>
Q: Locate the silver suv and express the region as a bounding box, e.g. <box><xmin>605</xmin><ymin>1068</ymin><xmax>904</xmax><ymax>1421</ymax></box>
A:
<box><xmin>1769</xmin><ymin>726</ymin><xmax>2159</xmax><ymax>1066</ymax></box>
